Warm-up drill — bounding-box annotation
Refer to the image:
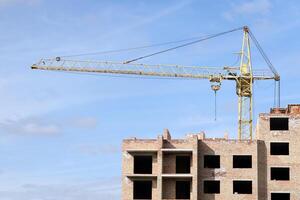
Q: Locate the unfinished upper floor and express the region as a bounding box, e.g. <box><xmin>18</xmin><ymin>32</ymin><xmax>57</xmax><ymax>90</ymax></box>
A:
<box><xmin>122</xmin><ymin>104</ymin><xmax>300</xmax><ymax>200</ymax></box>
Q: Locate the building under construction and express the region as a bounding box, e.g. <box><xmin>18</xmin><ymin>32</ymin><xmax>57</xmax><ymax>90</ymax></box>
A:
<box><xmin>122</xmin><ymin>104</ymin><xmax>300</xmax><ymax>200</ymax></box>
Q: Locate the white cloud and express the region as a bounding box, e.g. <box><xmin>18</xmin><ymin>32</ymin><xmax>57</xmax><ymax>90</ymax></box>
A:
<box><xmin>223</xmin><ymin>0</ymin><xmax>272</xmax><ymax>21</ymax></box>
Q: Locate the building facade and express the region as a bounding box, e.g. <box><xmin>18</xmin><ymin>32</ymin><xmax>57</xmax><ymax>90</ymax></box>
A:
<box><xmin>122</xmin><ymin>104</ymin><xmax>300</xmax><ymax>200</ymax></box>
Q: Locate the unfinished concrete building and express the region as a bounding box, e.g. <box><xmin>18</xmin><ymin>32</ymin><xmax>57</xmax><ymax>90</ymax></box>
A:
<box><xmin>122</xmin><ymin>104</ymin><xmax>300</xmax><ymax>200</ymax></box>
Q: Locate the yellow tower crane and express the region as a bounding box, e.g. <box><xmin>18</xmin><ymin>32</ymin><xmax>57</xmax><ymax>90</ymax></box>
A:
<box><xmin>31</xmin><ymin>26</ymin><xmax>280</xmax><ymax>140</ymax></box>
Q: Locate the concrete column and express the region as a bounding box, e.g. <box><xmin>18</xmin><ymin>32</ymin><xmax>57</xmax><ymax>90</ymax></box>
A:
<box><xmin>192</xmin><ymin>136</ymin><xmax>198</xmax><ymax>200</ymax></box>
<box><xmin>157</xmin><ymin>136</ymin><xmax>163</xmax><ymax>200</ymax></box>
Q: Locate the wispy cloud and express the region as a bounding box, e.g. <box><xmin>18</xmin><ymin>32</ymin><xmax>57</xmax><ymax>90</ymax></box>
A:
<box><xmin>71</xmin><ymin>117</ymin><xmax>98</xmax><ymax>129</ymax></box>
<box><xmin>0</xmin><ymin>179</ymin><xmax>120</xmax><ymax>200</ymax></box>
<box><xmin>0</xmin><ymin>116</ymin><xmax>100</xmax><ymax>136</ymax></box>
<box><xmin>0</xmin><ymin>0</ymin><xmax>40</xmax><ymax>8</ymax></box>
<box><xmin>78</xmin><ymin>144</ymin><xmax>120</xmax><ymax>156</ymax></box>
<box><xmin>223</xmin><ymin>0</ymin><xmax>272</xmax><ymax>21</ymax></box>
<box><xmin>133</xmin><ymin>0</ymin><xmax>193</xmax><ymax>27</ymax></box>
<box><xmin>0</xmin><ymin>118</ymin><xmax>61</xmax><ymax>136</ymax></box>
<box><xmin>177</xmin><ymin>114</ymin><xmax>217</xmax><ymax>128</ymax></box>
<box><xmin>93</xmin><ymin>0</ymin><xmax>194</xmax><ymax>42</ymax></box>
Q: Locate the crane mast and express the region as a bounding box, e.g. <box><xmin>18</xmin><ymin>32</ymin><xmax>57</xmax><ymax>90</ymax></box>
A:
<box><xmin>31</xmin><ymin>26</ymin><xmax>279</xmax><ymax>140</ymax></box>
<box><xmin>238</xmin><ymin>27</ymin><xmax>253</xmax><ymax>140</ymax></box>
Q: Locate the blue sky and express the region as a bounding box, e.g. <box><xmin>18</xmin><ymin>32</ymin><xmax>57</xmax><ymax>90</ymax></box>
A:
<box><xmin>0</xmin><ymin>0</ymin><xmax>300</xmax><ymax>199</ymax></box>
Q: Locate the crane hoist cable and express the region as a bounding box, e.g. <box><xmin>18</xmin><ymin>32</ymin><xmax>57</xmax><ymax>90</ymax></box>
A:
<box><xmin>211</xmin><ymin>82</ymin><xmax>221</xmax><ymax>121</ymax></box>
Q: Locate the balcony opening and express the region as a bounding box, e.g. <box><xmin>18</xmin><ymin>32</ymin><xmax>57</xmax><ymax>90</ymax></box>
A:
<box><xmin>270</xmin><ymin>117</ymin><xmax>289</xmax><ymax>130</ymax></box>
<box><xmin>233</xmin><ymin>155</ymin><xmax>252</xmax><ymax>168</ymax></box>
<box><xmin>133</xmin><ymin>181</ymin><xmax>152</xmax><ymax>199</ymax></box>
<box><xmin>233</xmin><ymin>180</ymin><xmax>252</xmax><ymax>194</ymax></box>
<box><xmin>271</xmin><ymin>167</ymin><xmax>290</xmax><ymax>180</ymax></box>
<box><xmin>204</xmin><ymin>180</ymin><xmax>220</xmax><ymax>194</ymax></box>
<box><xmin>204</xmin><ymin>155</ymin><xmax>220</xmax><ymax>168</ymax></box>
<box><xmin>176</xmin><ymin>181</ymin><xmax>190</xmax><ymax>199</ymax></box>
<box><xmin>134</xmin><ymin>155</ymin><xmax>152</xmax><ymax>174</ymax></box>
<box><xmin>271</xmin><ymin>193</ymin><xmax>290</xmax><ymax>200</ymax></box>
<box><xmin>270</xmin><ymin>142</ymin><xmax>289</xmax><ymax>155</ymax></box>
<box><xmin>176</xmin><ymin>155</ymin><xmax>190</xmax><ymax>173</ymax></box>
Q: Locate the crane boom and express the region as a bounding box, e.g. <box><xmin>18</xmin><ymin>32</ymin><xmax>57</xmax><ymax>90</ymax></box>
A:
<box><xmin>31</xmin><ymin>59</ymin><xmax>275</xmax><ymax>81</ymax></box>
<box><xmin>31</xmin><ymin>26</ymin><xmax>279</xmax><ymax>140</ymax></box>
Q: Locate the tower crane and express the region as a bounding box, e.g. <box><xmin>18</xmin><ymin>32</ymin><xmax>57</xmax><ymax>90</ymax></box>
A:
<box><xmin>31</xmin><ymin>26</ymin><xmax>280</xmax><ymax>140</ymax></box>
